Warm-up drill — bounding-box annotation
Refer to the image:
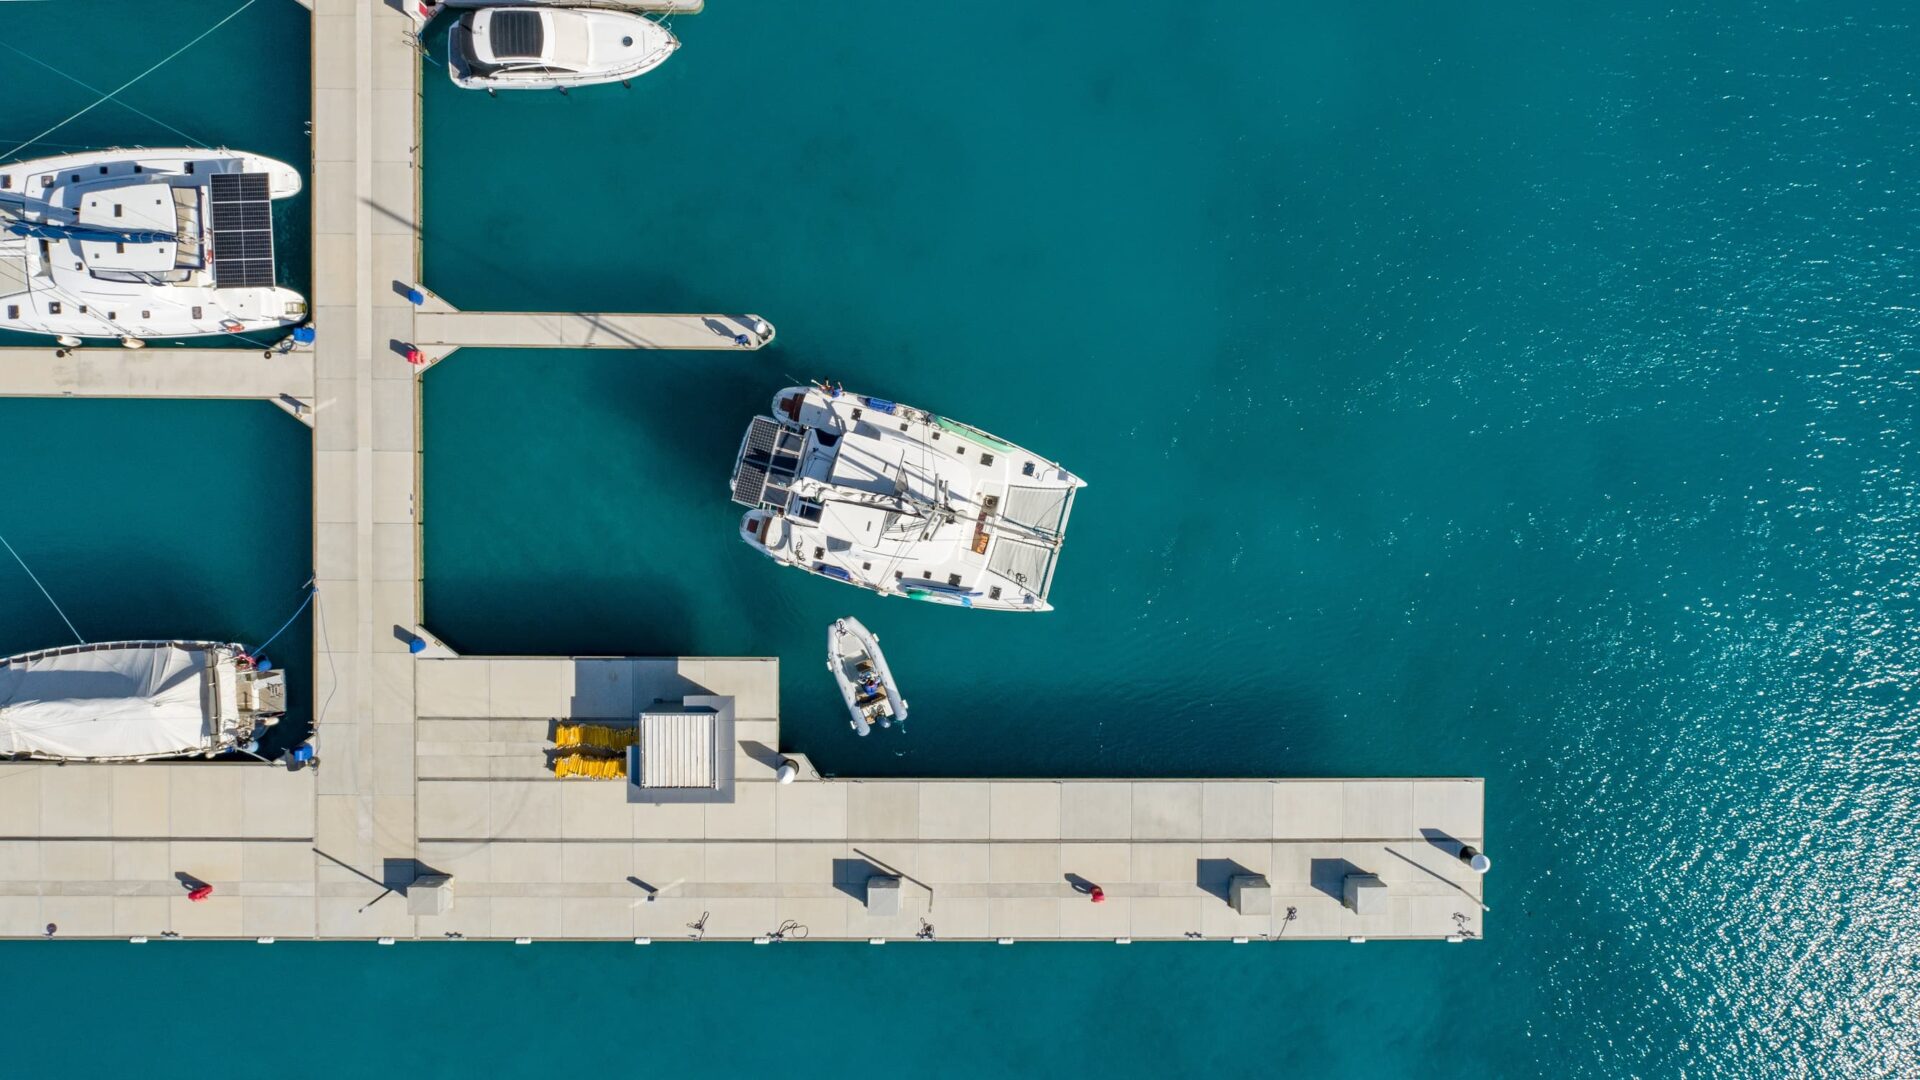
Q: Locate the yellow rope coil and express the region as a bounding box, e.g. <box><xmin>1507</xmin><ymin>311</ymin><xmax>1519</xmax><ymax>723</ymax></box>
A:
<box><xmin>553</xmin><ymin>723</ymin><xmax>638</xmax><ymax>750</ymax></box>
<box><xmin>552</xmin><ymin>752</ymin><xmax>628</xmax><ymax>780</ymax></box>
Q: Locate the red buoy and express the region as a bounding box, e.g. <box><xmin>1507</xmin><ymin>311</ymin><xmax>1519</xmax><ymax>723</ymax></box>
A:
<box><xmin>188</xmin><ymin>884</ymin><xmax>214</xmax><ymax>902</ymax></box>
<box><xmin>1090</xmin><ymin>886</ymin><xmax>1106</xmax><ymax>904</ymax></box>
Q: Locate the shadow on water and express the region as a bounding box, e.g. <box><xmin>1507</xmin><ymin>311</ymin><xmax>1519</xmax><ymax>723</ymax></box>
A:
<box><xmin>430</xmin><ymin>572</ymin><xmax>697</xmax><ymax>658</ymax></box>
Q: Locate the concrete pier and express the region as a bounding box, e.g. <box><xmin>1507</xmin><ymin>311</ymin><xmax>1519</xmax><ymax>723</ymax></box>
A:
<box><xmin>0</xmin><ymin>347</ymin><xmax>312</xmax><ymax>401</ymax></box>
<box><xmin>411</xmin><ymin>293</ymin><xmax>774</xmax><ymax>362</ymax></box>
<box><xmin>0</xmin><ymin>658</ymin><xmax>1485</xmax><ymax>942</ymax></box>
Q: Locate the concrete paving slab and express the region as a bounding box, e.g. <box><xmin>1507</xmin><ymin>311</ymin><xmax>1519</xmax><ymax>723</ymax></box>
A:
<box><xmin>989</xmin><ymin>843</ymin><xmax>1062</xmax><ymax>884</ymax></box>
<box><xmin>0</xmin><ymin>765</ymin><xmax>42</xmax><ymax>832</ymax></box>
<box><xmin>561</xmin><ymin>783</ymin><xmax>632</xmax><ymax>839</ymax></box>
<box><xmin>705</xmin><ymin>842</ymin><xmax>776</xmax><ymax>883</ymax></box>
<box><xmin>1061</xmin><ymin>782</ymin><xmax>1132</xmax><ymax>840</ymax></box>
<box><xmin>919</xmin><ymin>783</ymin><xmax>990</xmax><ymax>840</ymax></box>
<box><xmin>168</xmin><ymin>769</ymin><xmax>243</xmax><ymax>837</ymax></box>
<box><xmin>111</xmin><ymin>768</ymin><xmax>169</xmax><ymax>837</ymax></box>
<box><xmin>846</xmin><ymin>782</ymin><xmax>920</xmax><ymax>839</ymax></box>
<box><xmin>1132</xmin><ymin>782</ymin><xmax>1204</xmax><ymax>840</ymax></box>
<box><xmin>989</xmin><ymin>783</ymin><xmax>1061</xmax><ymax>840</ymax></box>
<box><xmin>1203</xmin><ymin>783</ymin><xmax>1276</xmax><ymax>840</ymax></box>
<box><xmin>776</xmin><ymin>782</ymin><xmax>848</xmax><ymax>839</ymax></box>
<box><xmin>1274</xmin><ymin>781</ymin><xmax>1345</xmax><ymax>839</ymax></box>
<box><xmin>40</xmin><ymin>767</ymin><xmax>112</xmax><ymax>837</ymax></box>
<box><xmin>704</xmin><ymin>781</ymin><xmax>775</xmax><ymax>839</ymax></box>
<box><xmin>1343</xmin><ymin>781</ymin><xmax>1413</xmax><ymax>838</ymax></box>
<box><xmin>418</xmin><ymin>782</ymin><xmax>490</xmax><ymax>837</ymax></box>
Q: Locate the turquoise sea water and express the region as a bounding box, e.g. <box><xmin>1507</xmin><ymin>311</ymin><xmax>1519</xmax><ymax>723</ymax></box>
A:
<box><xmin>9</xmin><ymin>0</ymin><xmax>1920</xmax><ymax>1075</ymax></box>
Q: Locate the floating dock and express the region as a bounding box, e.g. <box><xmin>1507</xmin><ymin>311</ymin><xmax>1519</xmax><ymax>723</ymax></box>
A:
<box><xmin>0</xmin><ymin>2</ymin><xmax>1488</xmax><ymax>942</ymax></box>
<box><xmin>0</xmin><ymin>657</ymin><xmax>1484</xmax><ymax>942</ymax></box>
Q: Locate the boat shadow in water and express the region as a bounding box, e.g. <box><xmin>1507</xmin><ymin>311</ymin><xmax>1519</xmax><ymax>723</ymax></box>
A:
<box><xmin>425</xmin><ymin>572</ymin><xmax>699</xmax><ymax>659</ymax></box>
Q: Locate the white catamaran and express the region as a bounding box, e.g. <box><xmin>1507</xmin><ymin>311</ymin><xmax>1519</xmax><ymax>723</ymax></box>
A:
<box><xmin>0</xmin><ymin>148</ymin><xmax>306</xmax><ymax>343</ymax></box>
<box><xmin>449</xmin><ymin>6</ymin><xmax>678</xmax><ymax>91</ymax></box>
<box><xmin>730</xmin><ymin>385</ymin><xmax>1086</xmax><ymax>612</ymax></box>
<box><xmin>0</xmin><ymin>641</ymin><xmax>286</xmax><ymax>762</ymax></box>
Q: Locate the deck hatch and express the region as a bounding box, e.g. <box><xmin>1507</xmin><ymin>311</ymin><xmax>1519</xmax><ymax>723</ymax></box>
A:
<box><xmin>207</xmin><ymin>172</ymin><xmax>275</xmax><ymax>288</ymax></box>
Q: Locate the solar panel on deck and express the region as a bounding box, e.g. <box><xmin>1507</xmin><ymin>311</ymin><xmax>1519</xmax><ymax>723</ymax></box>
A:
<box><xmin>208</xmin><ymin>172</ymin><xmax>275</xmax><ymax>289</ymax></box>
<box><xmin>488</xmin><ymin>10</ymin><xmax>545</xmax><ymax>58</ymax></box>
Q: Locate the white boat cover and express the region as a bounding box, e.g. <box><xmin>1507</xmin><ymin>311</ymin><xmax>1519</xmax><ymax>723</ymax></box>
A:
<box><xmin>0</xmin><ymin>644</ymin><xmax>214</xmax><ymax>759</ymax></box>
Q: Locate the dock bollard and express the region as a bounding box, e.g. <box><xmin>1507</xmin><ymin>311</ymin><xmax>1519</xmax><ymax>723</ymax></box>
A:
<box><xmin>405</xmin><ymin>346</ymin><xmax>426</xmax><ymax>367</ymax></box>
<box><xmin>1458</xmin><ymin>845</ymin><xmax>1492</xmax><ymax>874</ymax></box>
<box><xmin>405</xmin><ymin>287</ymin><xmax>426</xmax><ymax>306</ymax></box>
<box><xmin>408</xmin><ymin>636</ymin><xmax>427</xmax><ymax>655</ymax></box>
<box><xmin>775</xmin><ymin>758</ymin><xmax>798</xmax><ymax>784</ymax></box>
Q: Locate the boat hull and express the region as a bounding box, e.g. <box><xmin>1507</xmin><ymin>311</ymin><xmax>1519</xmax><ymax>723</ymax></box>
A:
<box><xmin>731</xmin><ymin>385</ymin><xmax>1084</xmax><ymax>612</ymax></box>
<box><xmin>449</xmin><ymin>8</ymin><xmax>678</xmax><ymax>90</ymax></box>
<box><xmin>0</xmin><ymin>148</ymin><xmax>307</xmax><ymax>341</ymax></box>
<box><xmin>827</xmin><ymin>618</ymin><xmax>905</xmax><ymax>735</ymax></box>
<box><xmin>0</xmin><ymin>640</ymin><xmax>285</xmax><ymax>762</ymax></box>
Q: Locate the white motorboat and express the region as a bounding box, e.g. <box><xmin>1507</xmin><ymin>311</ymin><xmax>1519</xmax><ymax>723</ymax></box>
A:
<box><xmin>827</xmin><ymin>618</ymin><xmax>904</xmax><ymax>736</ymax></box>
<box><xmin>731</xmin><ymin>385</ymin><xmax>1087</xmax><ymax>612</ymax></box>
<box><xmin>0</xmin><ymin>640</ymin><xmax>286</xmax><ymax>762</ymax></box>
<box><xmin>449</xmin><ymin>6</ymin><xmax>678</xmax><ymax>91</ymax></box>
<box><xmin>0</xmin><ymin>148</ymin><xmax>306</xmax><ymax>343</ymax></box>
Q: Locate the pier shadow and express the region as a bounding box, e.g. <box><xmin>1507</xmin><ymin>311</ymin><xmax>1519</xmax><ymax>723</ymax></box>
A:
<box><xmin>832</xmin><ymin>857</ymin><xmax>885</xmax><ymax>901</ymax></box>
<box><xmin>627</xmin><ymin>876</ymin><xmax>658</xmax><ymax>899</ymax></box>
<box><xmin>1196</xmin><ymin>858</ymin><xmax>1253</xmax><ymax>903</ymax></box>
<box><xmin>1064</xmin><ymin>872</ymin><xmax>1096</xmax><ymax>895</ymax></box>
<box><xmin>739</xmin><ymin>740</ymin><xmax>785</xmax><ymax>771</ymax></box>
<box><xmin>173</xmin><ymin>872</ymin><xmax>208</xmax><ymax>893</ymax></box>
<box><xmin>384</xmin><ymin>857</ymin><xmax>434</xmax><ymax>891</ymax></box>
<box><xmin>391</xmin><ymin>279</ymin><xmax>419</xmax><ymax>302</ymax></box>
<box><xmin>1420</xmin><ymin>827</ymin><xmax>1463</xmax><ymax>857</ymax></box>
<box><xmin>1308</xmin><ymin>858</ymin><xmax>1363</xmax><ymax>902</ymax></box>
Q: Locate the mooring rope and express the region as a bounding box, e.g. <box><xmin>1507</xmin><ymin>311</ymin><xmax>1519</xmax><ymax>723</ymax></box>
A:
<box><xmin>0</xmin><ymin>39</ymin><xmax>208</xmax><ymax>150</ymax></box>
<box><xmin>251</xmin><ymin>578</ymin><xmax>317</xmax><ymax>656</ymax></box>
<box><xmin>0</xmin><ymin>0</ymin><xmax>260</xmax><ymax>161</ymax></box>
<box><xmin>0</xmin><ymin>529</ymin><xmax>82</xmax><ymax>644</ymax></box>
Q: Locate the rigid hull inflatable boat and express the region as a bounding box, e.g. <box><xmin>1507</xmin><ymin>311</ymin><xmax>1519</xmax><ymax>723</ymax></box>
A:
<box><xmin>827</xmin><ymin>617</ymin><xmax>905</xmax><ymax>735</ymax></box>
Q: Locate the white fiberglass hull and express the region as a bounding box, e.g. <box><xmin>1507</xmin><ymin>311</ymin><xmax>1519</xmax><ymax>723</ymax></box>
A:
<box><xmin>733</xmin><ymin>385</ymin><xmax>1086</xmax><ymax>612</ymax></box>
<box><xmin>0</xmin><ymin>640</ymin><xmax>286</xmax><ymax>762</ymax></box>
<box><xmin>0</xmin><ymin>148</ymin><xmax>305</xmax><ymax>342</ymax></box>
<box><xmin>827</xmin><ymin>618</ymin><xmax>905</xmax><ymax>736</ymax></box>
<box><xmin>450</xmin><ymin>7</ymin><xmax>678</xmax><ymax>90</ymax></box>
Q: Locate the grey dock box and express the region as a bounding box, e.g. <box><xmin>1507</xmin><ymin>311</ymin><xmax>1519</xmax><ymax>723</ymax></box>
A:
<box><xmin>1343</xmin><ymin>872</ymin><xmax>1386</xmax><ymax>915</ymax></box>
<box><xmin>407</xmin><ymin>873</ymin><xmax>453</xmax><ymax>916</ymax></box>
<box><xmin>865</xmin><ymin>875</ymin><xmax>901</xmax><ymax>916</ymax></box>
<box><xmin>1229</xmin><ymin>873</ymin><xmax>1272</xmax><ymax>915</ymax></box>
